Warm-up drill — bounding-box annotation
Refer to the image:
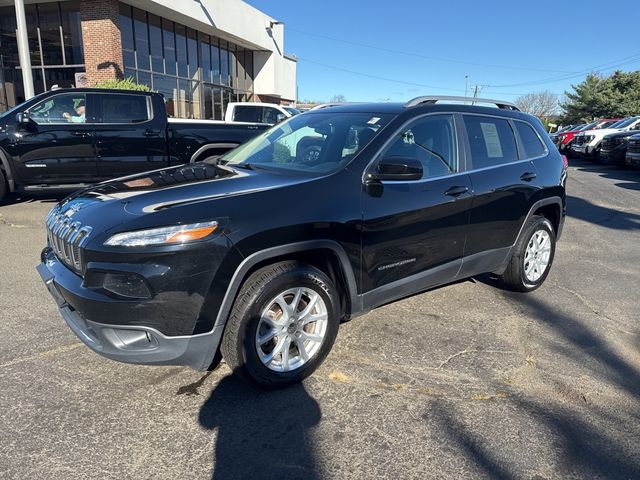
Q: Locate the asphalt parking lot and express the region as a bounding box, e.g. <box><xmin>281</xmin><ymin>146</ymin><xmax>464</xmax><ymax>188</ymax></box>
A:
<box><xmin>0</xmin><ymin>158</ymin><xmax>638</xmax><ymax>480</ymax></box>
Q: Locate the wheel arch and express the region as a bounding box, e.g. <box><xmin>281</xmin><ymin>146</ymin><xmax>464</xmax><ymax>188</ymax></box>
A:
<box><xmin>189</xmin><ymin>143</ymin><xmax>239</xmax><ymax>163</ymax></box>
<box><xmin>0</xmin><ymin>147</ymin><xmax>16</xmax><ymax>192</ymax></box>
<box><xmin>213</xmin><ymin>240</ymin><xmax>360</xmax><ymax>330</ymax></box>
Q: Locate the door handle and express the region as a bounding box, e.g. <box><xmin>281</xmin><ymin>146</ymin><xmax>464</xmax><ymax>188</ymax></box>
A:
<box><xmin>444</xmin><ymin>185</ymin><xmax>469</xmax><ymax>196</ymax></box>
<box><xmin>72</xmin><ymin>131</ymin><xmax>91</xmax><ymax>137</ymax></box>
<box><xmin>520</xmin><ymin>172</ymin><xmax>537</xmax><ymax>182</ymax></box>
<box><xmin>144</xmin><ymin>129</ymin><xmax>159</xmax><ymax>137</ymax></box>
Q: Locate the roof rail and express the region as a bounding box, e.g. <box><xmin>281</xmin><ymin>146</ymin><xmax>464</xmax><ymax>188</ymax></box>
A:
<box><xmin>405</xmin><ymin>95</ymin><xmax>520</xmax><ymax>111</ymax></box>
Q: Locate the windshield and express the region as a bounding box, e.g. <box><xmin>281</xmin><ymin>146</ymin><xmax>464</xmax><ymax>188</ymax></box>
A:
<box><xmin>597</xmin><ymin>120</ymin><xmax>619</xmax><ymax>129</ymax></box>
<box><xmin>606</xmin><ymin>120</ymin><xmax>625</xmax><ymax>129</ymax></box>
<box><xmin>219</xmin><ymin>111</ymin><xmax>392</xmax><ymax>174</ymax></box>
<box><xmin>579</xmin><ymin>122</ymin><xmax>598</xmax><ymax>131</ymax></box>
<box><xmin>284</xmin><ymin>107</ymin><xmax>301</xmax><ymax>116</ymax></box>
<box><xmin>609</xmin><ymin>117</ymin><xmax>638</xmax><ymax>129</ymax></box>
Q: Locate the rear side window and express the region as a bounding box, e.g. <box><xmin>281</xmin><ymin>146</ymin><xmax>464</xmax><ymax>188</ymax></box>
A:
<box><xmin>464</xmin><ymin>115</ymin><xmax>518</xmax><ymax>169</ymax></box>
<box><xmin>99</xmin><ymin>94</ymin><xmax>150</xmax><ymax>123</ymax></box>
<box><xmin>515</xmin><ymin>121</ymin><xmax>547</xmax><ymax>158</ymax></box>
<box><xmin>233</xmin><ymin>105</ymin><xmax>260</xmax><ymax>123</ymax></box>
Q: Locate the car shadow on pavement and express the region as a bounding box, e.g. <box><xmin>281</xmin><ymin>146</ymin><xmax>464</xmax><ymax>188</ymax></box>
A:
<box><xmin>198</xmin><ymin>373</ymin><xmax>322</xmax><ymax>480</ymax></box>
<box><xmin>566</xmin><ymin>195</ymin><xmax>640</xmax><ymax>231</ymax></box>
<box><xmin>568</xmin><ymin>157</ymin><xmax>640</xmax><ymax>188</ymax></box>
<box><xmin>501</xmin><ymin>290</ymin><xmax>640</xmax><ymax>398</ymax></box>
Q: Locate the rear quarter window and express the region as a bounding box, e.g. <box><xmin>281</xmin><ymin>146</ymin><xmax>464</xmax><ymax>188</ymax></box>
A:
<box><xmin>515</xmin><ymin>121</ymin><xmax>547</xmax><ymax>158</ymax></box>
<box><xmin>464</xmin><ymin>115</ymin><xmax>518</xmax><ymax>169</ymax></box>
<box><xmin>99</xmin><ymin>94</ymin><xmax>150</xmax><ymax>124</ymax></box>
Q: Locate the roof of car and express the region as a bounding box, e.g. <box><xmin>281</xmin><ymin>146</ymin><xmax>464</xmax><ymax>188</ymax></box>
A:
<box><xmin>305</xmin><ymin>101</ymin><xmax>530</xmax><ymax>120</ymax></box>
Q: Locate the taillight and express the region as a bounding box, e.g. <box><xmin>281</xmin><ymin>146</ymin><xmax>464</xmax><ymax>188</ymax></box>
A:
<box><xmin>562</xmin><ymin>155</ymin><xmax>568</xmax><ymax>169</ymax></box>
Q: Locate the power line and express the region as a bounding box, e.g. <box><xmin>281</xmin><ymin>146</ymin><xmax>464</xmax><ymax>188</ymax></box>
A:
<box><xmin>296</xmin><ymin>56</ymin><xmax>557</xmax><ymax>97</ymax></box>
<box><xmin>288</xmin><ymin>27</ymin><xmax>578</xmax><ymax>74</ymax></box>
<box><xmin>488</xmin><ymin>52</ymin><xmax>640</xmax><ymax>88</ymax></box>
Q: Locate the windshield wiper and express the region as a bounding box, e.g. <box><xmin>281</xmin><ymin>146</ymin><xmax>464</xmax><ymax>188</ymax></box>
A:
<box><xmin>413</xmin><ymin>142</ymin><xmax>453</xmax><ymax>173</ymax></box>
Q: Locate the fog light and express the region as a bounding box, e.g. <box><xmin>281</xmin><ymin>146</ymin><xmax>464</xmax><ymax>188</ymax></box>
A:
<box><xmin>103</xmin><ymin>273</ymin><xmax>151</xmax><ymax>299</ymax></box>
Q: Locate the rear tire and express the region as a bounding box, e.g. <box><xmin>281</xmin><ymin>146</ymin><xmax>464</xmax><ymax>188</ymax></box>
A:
<box><xmin>498</xmin><ymin>215</ymin><xmax>556</xmax><ymax>292</ymax></box>
<box><xmin>221</xmin><ymin>261</ymin><xmax>340</xmax><ymax>388</ymax></box>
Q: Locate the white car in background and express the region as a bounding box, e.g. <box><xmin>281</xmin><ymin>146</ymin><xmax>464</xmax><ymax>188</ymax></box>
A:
<box><xmin>572</xmin><ymin>116</ymin><xmax>640</xmax><ymax>157</ymax></box>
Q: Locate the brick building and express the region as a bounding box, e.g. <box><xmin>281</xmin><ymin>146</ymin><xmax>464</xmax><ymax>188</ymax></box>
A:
<box><xmin>0</xmin><ymin>0</ymin><xmax>297</xmax><ymax>118</ymax></box>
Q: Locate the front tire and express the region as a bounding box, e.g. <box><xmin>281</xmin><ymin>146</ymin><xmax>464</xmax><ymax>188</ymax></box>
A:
<box><xmin>498</xmin><ymin>215</ymin><xmax>556</xmax><ymax>292</ymax></box>
<box><xmin>221</xmin><ymin>261</ymin><xmax>340</xmax><ymax>388</ymax></box>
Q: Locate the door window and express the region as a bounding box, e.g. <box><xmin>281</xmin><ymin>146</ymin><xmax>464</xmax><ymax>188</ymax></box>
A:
<box><xmin>464</xmin><ymin>115</ymin><xmax>518</xmax><ymax>169</ymax></box>
<box><xmin>28</xmin><ymin>93</ymin><xmax>87</xmax><ymax>124</ymax></box>
<box><xmin>379</xmin><ymin>114</ymin><xmax>458</xmax><ymax>178</ymax></box>
<box><xmin>233</xmin><ymin>105</ymin><xmax>260</xmax><ymax>122</ymax></box>
<box><xmin>262</xmin><ymin>107</ymin><xmax>282</xmax><ymax>125</ymax></box>
<box><xmin>514</xmin><ymin>121</ymin><xmax>547</xmax><ymax>158</ymax></box>
<box><xmin>98</xmin><ymin>94</ymin><xmax>150</xmax><ymax>124</ymax></box>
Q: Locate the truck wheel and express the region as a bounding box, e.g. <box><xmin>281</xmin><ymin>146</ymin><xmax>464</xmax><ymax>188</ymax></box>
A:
<box><xmin>498</xmin><ymin>215</ymin><xmax>556</xmax><ymax>292</ymax></box>
<box><xmin>0</xmin><ymin>168</ymin><xmax>7</xmax><ymax>202</ymax></box>
<box><xmin>221</xmin><ymin>261</ymin><xmax>340</xmax><ymax>388</ymax></box>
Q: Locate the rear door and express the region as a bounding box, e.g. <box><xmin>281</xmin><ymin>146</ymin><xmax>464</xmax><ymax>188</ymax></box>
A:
<box><xmin>93</xmin><ymin>92</ymin><xmax>167</xmax><ymax>179</ymax></box>
<box><xmin>361</xmin><ymin>113</ymin><xmax>473</xmax><ymax>301</ymax></box>
<box><xmin>15</xmin><ymin>92</ymin><xmax>96</xmax><ymax>184</ymax></box>
<box><xmin>461</xmin><ymin>114</ymin><xmax>542</xmax><ymax>272</ymax></box>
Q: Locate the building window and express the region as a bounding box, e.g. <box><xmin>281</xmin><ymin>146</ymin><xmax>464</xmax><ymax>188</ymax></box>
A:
<box><xmin>0</xmin><ymin>1</ymin><xmax>85</xmax><ymax>110</ymax></box>
<box><xmin>117</xmin><ymin>4</ymin><xmax>254</xmax><ymax>119</ymax></box>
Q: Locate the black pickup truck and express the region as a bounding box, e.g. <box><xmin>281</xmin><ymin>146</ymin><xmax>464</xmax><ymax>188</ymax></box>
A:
<box><xmin>0</xmin><ymin>88</ymin><xmax>268</xmax><ymax>200</ymax></box>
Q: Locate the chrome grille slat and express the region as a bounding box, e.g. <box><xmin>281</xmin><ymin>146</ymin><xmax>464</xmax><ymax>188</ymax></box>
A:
<box><xmin>45</xmin><ymin>208</ymin><xmax>93</xmax><ymax>275</ymax></box>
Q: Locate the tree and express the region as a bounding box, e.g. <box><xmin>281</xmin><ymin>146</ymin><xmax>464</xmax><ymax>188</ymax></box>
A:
<box><xmin>560</xmin><ymin>71</ymin><xmax>640</xmax><ymax>123</ymax></box>
<box><xmin>329</xmin><ymin>94</ymin><xmax>347</xmax><ymax>103</ymax></box>
<box><xmin>514</xmin><ymin>90</ymin><xmax>559</xmax><ymax>120</ymax></box>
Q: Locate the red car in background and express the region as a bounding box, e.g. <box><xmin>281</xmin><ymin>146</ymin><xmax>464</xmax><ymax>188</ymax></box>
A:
<box><xmin>555</xmin><ymin>119</ymin><xmax>622</xmax><ymax>153</ymax></box>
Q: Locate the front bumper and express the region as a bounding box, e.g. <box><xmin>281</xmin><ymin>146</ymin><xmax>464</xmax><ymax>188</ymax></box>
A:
<box><xmin>626</xmin><ymin>152</ymin><xmax>640</xmax><ymax>167</ymax></box>
<box><xmin>572</xmin><ymin>144</ymin><xmax>595</xmax><ymax>156</ymax></box>
<box><xmin>600</xmin><ymin>145</ymin><xmax>626</xmax><ymax>163</ymax></box>
<box><xmin>37</xmin><ymin>249</ymin><xmax>223</xmax><ymax>370</ymax></box>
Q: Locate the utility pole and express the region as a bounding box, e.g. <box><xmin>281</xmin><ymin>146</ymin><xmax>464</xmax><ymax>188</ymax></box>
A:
<box><xmin>14</xmin><ymin>0</ymin><xmax>34</xmax><ymax>99</ymax></box>
<box><xmin>472</xmin><ymin>85</ymin><xmax>479</xmax><ymax>104</ymax></box>
<box><xmin>464</xmin><ymin>74</ymin><xmax>468</xmax><ymax>98</ymax></box>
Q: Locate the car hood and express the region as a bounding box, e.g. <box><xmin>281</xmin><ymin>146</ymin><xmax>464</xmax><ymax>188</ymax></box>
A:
<box><xmin>52</xmin><ymin>162</ymin><xmax>310</xmax><ymax>234</ymax></box>
<box><xmin>603</xmin><ymin>130</ymin><xmax>640</xmax><ymax>140</ymax></box>
<box><xmin>579</xmin><ymin>128</ymin><xmax>624</xmax><ymax>136</ymax></box>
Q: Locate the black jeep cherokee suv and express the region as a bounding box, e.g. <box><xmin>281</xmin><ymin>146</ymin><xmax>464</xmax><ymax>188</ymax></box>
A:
<box><xmin>37</xmin><ymin>96</ymin><xmax>567</xmax><ymax>388</ymax></box>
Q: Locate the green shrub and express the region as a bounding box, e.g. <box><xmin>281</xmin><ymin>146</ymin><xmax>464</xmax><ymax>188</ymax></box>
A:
<box><xmin>94</xmin><ymin>77</ymin><xmax>151</xmax><ymax>91</ymax></box>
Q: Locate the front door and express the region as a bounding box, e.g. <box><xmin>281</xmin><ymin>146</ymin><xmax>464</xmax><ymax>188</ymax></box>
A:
<box><xmin>14</xmin><ymin>92</ymin><xmax>96</xmax><ymax>184</ymax></box>
<box><xmin>361</xmin><ymin>114</ymin><xmax>473</xmax><ymax>307</ymax></box>
<box><xmin>93</xmin><ymin>92</ymin><xmax>167</xmax><ymax>179</ymax></box>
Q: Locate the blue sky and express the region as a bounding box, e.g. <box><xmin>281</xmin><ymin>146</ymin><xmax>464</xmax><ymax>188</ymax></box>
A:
<box><xmin>245</xmin><ymin>0</ymin><xmax>640</xmax><ymax>103</ymax></box>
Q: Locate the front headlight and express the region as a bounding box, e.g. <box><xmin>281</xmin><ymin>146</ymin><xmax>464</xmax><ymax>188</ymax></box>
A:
<box><xmin>105</xmin><ymin>221</ymin><xmax>218</xmax><ymax>247</ymax></box>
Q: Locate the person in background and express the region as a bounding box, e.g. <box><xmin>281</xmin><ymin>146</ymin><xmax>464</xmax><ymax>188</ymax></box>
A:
<box><xmin>63</xmin><ymin>100</ymin><xmax>86</xmax><ymax>123</ymax></box>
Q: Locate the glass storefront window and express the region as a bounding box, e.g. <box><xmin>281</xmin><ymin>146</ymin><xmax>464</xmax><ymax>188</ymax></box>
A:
<box><xmin>38</xmin><ymin>2</ymin><xmax>64</xmax><ymax>65</ymax></box>
<box><xmin>25</xmin><ymin>5</ymin><xmax>41</xmax><ymax>66</ymax></box>
<box><xmin>148</xmin><ymin>14</ymin><xmax>163</xmax><ymax>73</ymax></box>
<box><xmin>200</xmin><ymin>34</ymin><xmax>211</xmax><ymax>84</ymax></box>
<box><xmin>175</xmin><ymin>24</ymin><xmax>187</xmax><ymax>78</ymax></box>
<box><xmin>187</xmin><ymin>28</ymin><xmax>198</xmax><ymax>80</ymax></box>
<box><xmin>211</xmin><ymin>41</ymin><xmax>220</xmax><ymax>85</ymax></box>
<box><xmin>220</xmin><ymin>42</ymin><xmax>229</xmax><ymax>86</ymax></box>
<box><xmin>120</xmin><ymin>4</ymin><xmax>135</xmax><ymax>69</ymax></box>
<box><xmin>229</xmin><ymin>44</ymin><xmax>236</xmax><ymax>88</ymax></box>
<box><xmin>133</xmin><ymin>8</ymin><xmax>149</xmax><ymax>70</ymax></box>
<box><xmin>60</xmin><ymin>1</ymin><xmax>83</xmax><ymax>65</ymax></box>
<box><xmin>162</xmin><ymin>19</ymin><xmax>176</xmax><ymax>76</ymax></box>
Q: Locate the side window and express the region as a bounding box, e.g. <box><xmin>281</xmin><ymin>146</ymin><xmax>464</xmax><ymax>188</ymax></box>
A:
<box><xmin>379</xmin><ymin>114</ymin><xmax>458</xmax><ymax>178</ymax></box>
<box><xmin>464</xmin><ymin>115</ymin><xmax>518</xmax><ymax>169</ymax></box>
<box><xmin>233</xmin><ymin>106</ymin><xmax>260</xmax><ymax>123</ymax></box>
<box><xmin>28</xmin><ymin>93</ymin><xmax>87</xmax><ymax>125</ymax></box>
<box><xmin>515</xmin><ymin>121</ymin><xmax>547</xmax><ymax>158</ymax></box>
<box><xmin>262</xmin><ymin>107</ymin><xmax>281</xmax><ymax>125</ymax></box>
<box><xmin>99</xmin><ymin>94</ymin><xmax>150</xmax><ymax>124</ymax></box>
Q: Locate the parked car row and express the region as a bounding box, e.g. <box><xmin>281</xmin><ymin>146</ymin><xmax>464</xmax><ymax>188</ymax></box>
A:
<box><xmin>552</xmin><ymin>115</ymin><xmax>640</xmax><ymax>168</ymax></box>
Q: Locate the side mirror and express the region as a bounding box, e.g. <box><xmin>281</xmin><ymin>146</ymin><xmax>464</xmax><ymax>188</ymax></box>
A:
<box><xmin>16</xmin><ymin>112</ymin><xmax>31</xmax><ymax>126</ymax></box>
<box><xmin>368</xmin><ymin>156</ymin><xmax>423</xmax><ymax>181</ymax></box>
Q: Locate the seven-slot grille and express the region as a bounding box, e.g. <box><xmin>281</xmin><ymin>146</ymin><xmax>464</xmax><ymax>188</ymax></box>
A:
<box><xmin>600</xmin><ymin>138</ymin><xmax>616</xmax><ymax>151</ymax></box>
<box><xmin>45</xmin><ymin>209</ymin><xmax>92</xmax><ymax>274</ymax></box>
<box><xmin>628</xmin><ymin>138</ymin><xmax>640</xmax><ymax>154</ymax></box>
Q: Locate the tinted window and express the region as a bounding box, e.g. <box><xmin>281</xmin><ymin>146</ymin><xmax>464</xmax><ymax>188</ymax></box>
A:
<box><xmin>262</xmin><ymin>107</ymin><xmax>282</xmax><ymax>125</ymax></box>
<box><xmin>515</xmin><ymin>121</ymin><xmax>546</xmax><ymax>158</ymax></box>
<box><xmin>381</xmin><ymin>114</ymin><xmax>458</xmax><ymax>178</ymax></box>
<box><xmin>234</xmin><ymin>105</ymin><xmax>260</xmax><ymax>123</ymax></box>
<box><xmin>464</xmin><ymin>115</ymin><xmax>518</xmax><ymax>169</ymax></box>
<box><xmin>29</xmin><ymin>93</ymin><xmax>87</xmax><ymax>124</ymax></box>
<box><xmin>99</xmin><ymin>94</ymin><xmax>149</xmax><ymax>123</ymax></box>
